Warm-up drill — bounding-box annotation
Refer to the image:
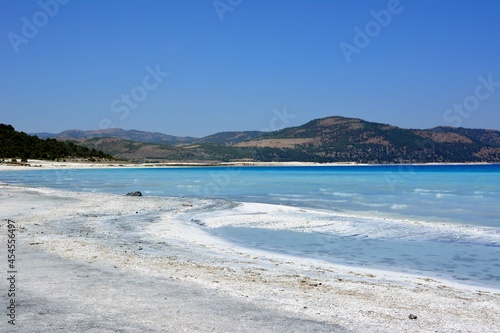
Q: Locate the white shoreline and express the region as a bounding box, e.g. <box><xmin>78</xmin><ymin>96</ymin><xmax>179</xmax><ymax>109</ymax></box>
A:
<box><xmin>1</xmin><ymin>184</ymin><xmax>499</xmax><ymax>332</ymax></box>
<box><xmin>181</xmin><ymin>200</ymin><xmax>500</xmax><ymax>292</ymax></box>
<box><xmin>0</xmin><ymin>159</ymin><xmax>497</xmax><ymax>171</ymax></box>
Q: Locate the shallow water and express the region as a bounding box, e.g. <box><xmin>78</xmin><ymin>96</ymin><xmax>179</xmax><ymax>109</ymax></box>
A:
<box><xmin>209</xmin><ymin>226</ymin><xmax>500</xmax><ymax>287</ymax></box>
<box><xmin>2</xmin><ymin>164</ymin><xmax>499</xmax><ymax>287</ymax></box>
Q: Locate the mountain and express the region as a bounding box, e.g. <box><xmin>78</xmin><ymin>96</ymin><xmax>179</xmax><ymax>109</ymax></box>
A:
<box><xmin>31</xmin><ymin>132</ymin><xmax>58</xmax><ymax>139</ymax></box>
<box><xmin>0</xmin><ymin>124</ymin><xmax>113</xmax><ymax>161</ymax></box>
<box><xmin>32</xmin><ymin>128</ymin><xmax>197</xmax><ymax>145</ymax></box>
<box><xmin>234</xmin><ymin>116</ymin><xmax>500</xmax><ymax>163</ymax></box>
<box><xmin>25</xmin><ymin>116</ymin><xmax>500</xmax><ymax>163</ymax></box>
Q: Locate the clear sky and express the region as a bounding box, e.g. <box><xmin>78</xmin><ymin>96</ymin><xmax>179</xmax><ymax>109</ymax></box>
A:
<box><xmin>1</xmin><ymin>0</ymin><xmax>499</xmax><ymax>137</ymax></box>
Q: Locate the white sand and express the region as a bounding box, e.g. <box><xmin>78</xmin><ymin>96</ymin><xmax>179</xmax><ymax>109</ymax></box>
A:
<box><xmin>0</xmin><ymin>159</ymin><xmax>388</xmax><ymax>171</ymax></box>
<box><xmin>1</xmin><ymin>184</ymin><xmax>499</xmax><ymax>332</ymax></box>
<box><xmin>0</xmin><ymin>159</ymin><xmax>493</xmax><ymax>172</ymax></box>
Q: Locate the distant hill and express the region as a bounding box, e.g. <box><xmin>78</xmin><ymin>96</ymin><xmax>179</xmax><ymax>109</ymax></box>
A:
<box><xmin>32</xmin><ymin>132</ymin><xmax>57</xmax><ymax>139</ymax></box>
<box><xmin>0</xmin><ymin>124</ymin><xmax>113</xmax><ymax>161</ymax></box>
<box><xmin>234</xmin><ymin>116</ymin><xmax>500</xmax><ymax>163</ymax></box>
<box><xmin>75</xmin><ymin>137</ymin><xmax>255</xmax><ymax>162</ymax></box>
<box><xmin>32</xmin><ymin>128</ymin><xmax>197</xmax><ymax>145</ymax></box>
<box><xmin>25</xmin><ymin>116</ymin><xmax>500</xmax><ymax>163</ymax></box>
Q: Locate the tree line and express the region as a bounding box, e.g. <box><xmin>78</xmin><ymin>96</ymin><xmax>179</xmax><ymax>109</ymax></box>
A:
<box><xmin>0</xmin><ymin>124</ymin><xmax>113</xmax><ymax>161</ymax></box>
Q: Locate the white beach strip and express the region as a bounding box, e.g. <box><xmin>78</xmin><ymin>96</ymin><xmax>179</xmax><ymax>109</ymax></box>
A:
<box><xmin>0</xmin><ymin>159</ymin><xmax>336</xmax><ymax>171</ymax></box>
<box><xmin>1</xmin><ymin>159</ymin><xmax>493</xmax><ymax>172</ymax></box>
<box><xmin>1</xmin><ymin>185</ymin><xmax>499</xmax><ymax>332</ymax></box>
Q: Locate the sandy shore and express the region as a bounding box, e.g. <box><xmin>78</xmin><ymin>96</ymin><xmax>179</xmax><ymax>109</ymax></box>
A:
<box><xmin>1</xmin><ymin>185</ymin><xmax>499</xmax><ymax>332</ymax></box>
<box><xmin>2</xmin><ymin>159</ymin><xmax>493</xmax><ymax>171</ymax></box>
<box><xmin>0</xmin><ymin>159</ymin><xmax>353</xmax><ymax>171</ymax></box>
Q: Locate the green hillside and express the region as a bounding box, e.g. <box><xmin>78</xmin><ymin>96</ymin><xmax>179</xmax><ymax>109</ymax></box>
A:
<box><xmin>239</xmin><ymin>116</ymin><xmax>500</xmax><ymax>163</ymax></box>
<box><xmin>0</xmin><ymin>124</ymin><xmax>113</xmax><ymax>161</ymax></box>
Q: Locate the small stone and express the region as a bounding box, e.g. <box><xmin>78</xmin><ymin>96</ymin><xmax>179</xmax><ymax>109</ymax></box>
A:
<box><xmin>408</xmin><ymin>314</ymin><xmax>418</xmax><ymax>320</ymax></box>
<box><xmin>126</xmin><ymin>191</ymin><xmax>142</xmax><ymax>196</ymax></box>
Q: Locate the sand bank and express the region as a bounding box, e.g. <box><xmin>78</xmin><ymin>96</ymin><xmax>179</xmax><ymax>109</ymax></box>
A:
<box><xmin>0</xmin><ymin>159</ymin><xmax>352</xmax><ymax>171</ymax></box>
<box><xmin>0</xmin><ymin>185</ymin><xmax>498</xmax><ymax>332</ymax></box>
<box><xmin>1</xmin><ymin>159</ymin><xmax>495</xmax><ymax>172</ymax></box>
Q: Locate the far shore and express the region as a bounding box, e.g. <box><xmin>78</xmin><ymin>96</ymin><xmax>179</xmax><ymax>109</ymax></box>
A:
<box><xmin>0</xmin><ymin>159</ymin><xmax>497</xmax><ymax>171</ymax></box>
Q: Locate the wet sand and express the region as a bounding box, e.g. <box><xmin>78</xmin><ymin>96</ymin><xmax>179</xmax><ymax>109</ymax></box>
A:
<box><xmin>1</xmin><ymin>185</ymin><xmax>499</xmax><ymax>332</ymax></box>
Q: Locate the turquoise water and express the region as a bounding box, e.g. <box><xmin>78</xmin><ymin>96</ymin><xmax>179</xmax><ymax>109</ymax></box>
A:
<box><xmin>209</xmin><ymin>227</ymin><xmax>500</xmax><ymax>287</ymax></box>
<box><xmin>1</xmin><ymin>165</ymin><xmax>499</xmax><ymax>287</ymax></box>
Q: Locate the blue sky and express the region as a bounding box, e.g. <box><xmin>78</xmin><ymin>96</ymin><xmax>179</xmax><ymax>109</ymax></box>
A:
<box><xmin>1</xmin><ymin>0</ymin><xmax>499</xmax><ymax>137</ymax></box>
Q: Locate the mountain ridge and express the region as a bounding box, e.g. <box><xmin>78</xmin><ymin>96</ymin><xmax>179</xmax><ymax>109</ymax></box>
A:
<box><xmin>27</xmin><ymin>116</ymin><xmax>500</xmax><ymax>163</ymax></box>
<box><xmin>32</xmin><ymin>128</ymin><xmax>197</xmax><ymax>145</ymax></box>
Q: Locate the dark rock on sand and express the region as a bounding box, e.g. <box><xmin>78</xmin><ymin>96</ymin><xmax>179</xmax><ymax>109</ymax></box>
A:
<box><xmin>408</xmin><ymin>314</ymin><xmax>418</xmax><ymax>320</ymax></box>
<box><xmin>126</xmin><ymin>191</ymin><xmax>142</xmax><ymax>196</ymax></box>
